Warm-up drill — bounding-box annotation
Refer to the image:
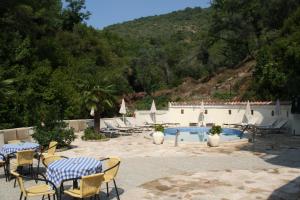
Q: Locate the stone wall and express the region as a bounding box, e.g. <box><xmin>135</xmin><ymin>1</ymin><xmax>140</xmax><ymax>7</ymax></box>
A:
<box><xmin>0</xmin><ymin>119</ymin><xmax>94</xmax><ymax>145</ymax></box>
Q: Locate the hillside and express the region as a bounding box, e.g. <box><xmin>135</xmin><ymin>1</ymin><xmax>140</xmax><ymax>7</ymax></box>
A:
<box><xmin>105</xmin><ymin>1</ymin><xmax>300</xmax><ymax>106</ymax></box>
<box><xmin>105</xmin><ymin>7</ymin><xmax>211</xmax><ymax>40</ymax></box>
<box><xmin>154</xmin><ymin>60</ymin><xmax>255</xmax><ymax>102</ymax></box>
<box><xmin>105</xmin><ymin>6</ymin><xmax>256</xmax><ymax>108</ymax></box>
<box><xmin>105</xmin><ymin>7</ymin><xmax>231</xmax><ymax>97</ymax></box>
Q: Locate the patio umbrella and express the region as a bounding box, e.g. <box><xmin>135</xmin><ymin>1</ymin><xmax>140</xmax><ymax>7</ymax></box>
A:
<box><xmin>199</xmin><ymin>100</ymin><xmax>205</xmax><ymax>126</ymax></box>
<box><xmin>119</xmin><ymin>98</ymin><xmax>127</xmax><ymax>123</ymax></box>
<box><xmin>275</xmin><ymin>99</ymin><xmax>281</xmax><ymax>117</ymax></box>
<box><xmin>90</xmin><ymin>107</ymin><xmax>95</xmax><ymax>116</ymax></box>
<box><xmin>244</xmin><ymin>101</ymin><xmax>252</xmax><ymax>124</ymax></box>
<box><xmin>150</xmin><ymin>100</ymin><xmax>157</xmax><ymax>123</ymax></box>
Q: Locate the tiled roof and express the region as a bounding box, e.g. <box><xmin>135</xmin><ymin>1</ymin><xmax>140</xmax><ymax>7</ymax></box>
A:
<box><xmin>169</xmin><ymin>101</ymin><xmax>291</xmax><ymax>106</ymax></box>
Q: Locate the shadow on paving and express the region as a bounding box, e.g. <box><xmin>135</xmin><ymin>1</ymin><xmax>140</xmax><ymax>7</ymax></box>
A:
<box><xmin>240</xmin><ymin>134</ymin><xmax>300</xmax><ymax>168</ymax></box>
<box><xmin>267</xmin><ymin>176</ymin><xmax>300</xmax><ymax>200</ymax></box>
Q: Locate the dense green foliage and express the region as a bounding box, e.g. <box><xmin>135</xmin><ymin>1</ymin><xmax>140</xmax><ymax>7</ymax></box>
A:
<box><xmin>1</xmin><ymin>0</ymin><xmax>300</xmax><ymax>129</ymax></box>
<box><xmin>209</xmin><ymin>125</ymin><xmax>222</xmax><ymax>135</ymax></box>
<box><xmin>32</xmin><ymin>120</ymin><xmax>76</xmax><ymax>148</ymax></box>
<box><xmin>0</xmin><ymin>0</ymin><xmax>130</xmax><ymax>129</ymax></box>
<box><xmin>154</xmin><ymin>124</ymin><xmax>164</xmax><ymax>132</ymax></box>
<box><xmin>106</xmin><ymin>8</ymin><xmax>214</xmax><ymax>92</ymax></box>
<box><xmin>82</xmin><ymin>127</ymin><xmax>107</xmax><ymax>141</ymax></box>
<box><xmin>106</xmin><ymin>0</ymin><xmax>300</xmax><ymax>101</ymax></box>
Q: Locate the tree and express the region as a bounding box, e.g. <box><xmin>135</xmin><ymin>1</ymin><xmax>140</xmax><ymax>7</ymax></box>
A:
<box><xmin>84</xmin><ymin>84</ymin><xmax>115</xmax><ymax>133</ymax></box>
<box><xmin>62</xmin><ymin>0</ymin><xmax>91</xmax><ymax>31</ymax></box>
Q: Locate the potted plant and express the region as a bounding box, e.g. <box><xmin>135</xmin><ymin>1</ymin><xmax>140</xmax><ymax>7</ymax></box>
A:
<box><xmin>207</xmin><ymin>125</ymin><xmax>222</xmax><ymax>147</ymax></box>
<box><xmin>153</xmin><ymin>124</ymin><xmax>165</xmax><ymax>144</ymax></box>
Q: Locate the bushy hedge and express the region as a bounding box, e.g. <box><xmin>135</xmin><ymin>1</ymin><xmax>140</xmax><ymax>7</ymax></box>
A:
<box><xmin>82</xmin><ymin>127</ymin><xmax>107</xmax><ymax>141</ymax></box>
<box><xmin>32</xmin><ymin>121</ymin><xmax>76</xmax><ymax>148</ymax></box>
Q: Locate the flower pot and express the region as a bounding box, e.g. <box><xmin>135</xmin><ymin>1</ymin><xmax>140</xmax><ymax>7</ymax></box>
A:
<box><xmin>207</xmin><ymin>134</ymin><xmax>220</xmax><ymax>147</ymax></box>
<box><xmin>153</xmin><ymin>131</ymin><xmax>164</xmax><ymax>144</ymax></box>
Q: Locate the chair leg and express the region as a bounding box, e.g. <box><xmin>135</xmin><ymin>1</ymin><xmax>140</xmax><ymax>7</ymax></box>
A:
<box><xmin>53</xmin><ymin>194</ymin><xmax>56</xmax><ymax>200</ymax></box>
<box><xmin>42</xmin><ymin>195</ymin><xmax>45</xmax><ymax>200</ymax></box>
<box><xmin>14</xmin><ymin>177</ymin><xmax>17</xmax><ymax>187</ymax></box>
<box><xmin>113</xmin><ymin>179</ymin><xmax>120</xmax><ymax>200</ymax></box>
<box><xmin>106</xmin><ymin>182</ymin><xmax>109</xmax><ymax>197</ymax></box>
<box><xmin>3</xmin><ymin>164</ymin><xmax>7</xmax><ymax>182</ymax></box>
<box><xmin>19</xmin><ymin>192</ymin><xmax>23</xmax><ymax>200</ymax></box>
<box><xmin>47</xmin><ymin>194</ymin><xmax>51</xmax><ymax>200</ymax></box>
<box><xmin>37</xmin><ymin>156</ymin><xmax>41</xmax><ymax>174</ymax></box>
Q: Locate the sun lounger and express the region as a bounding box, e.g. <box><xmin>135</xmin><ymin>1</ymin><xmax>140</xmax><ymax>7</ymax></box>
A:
<box><xmin>255</xmin><ymin>119</ymin><xmax>288</xmax><ymax>134</ymax></box>
<box><xmin>114</xmin><ymin>118</ymin><xmax>142</xmax><ymax>133</ymax></box>
<box><xmin>104</xmin><ymin>120</ymin><xmax>134</xmax><ymax>134</ymax></box>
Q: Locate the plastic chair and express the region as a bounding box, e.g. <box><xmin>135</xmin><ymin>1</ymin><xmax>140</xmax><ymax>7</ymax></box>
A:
<box><xmin>100</xmin><ymin>156</ymin><xmax>121</xmax><ymax>200</ymax></box>
<box><xmin>64</xmin><ymin>173</ymin><xmax>104</xmax><ymax>199</ymax></box>
<box><xmin>7</xmin><ymin>140</ymin><xmax>22</xmax><ymax>144</ymax></box>
<box><xmin>10</xmin><ymin>150</ymin><xmax>34</xmax><ymax>172</ymax></box>
<box><xmin>37</xmin><ymin>141</ymin><xmax>58</xmax><ymax>173</ymax></box>
<box><xmin>42</xmin><ymin>155</ymin><xmax>68</xmax><ymax>168</ymax></box>
<box><xmin>10</xmin><ymin>150</ymin><xmax>35</xmax><ymax>187</ymax></box>
<box><xmin>0</xmin><ymin>153</ymin><xmax>8</xmax><ymax>181</ymax></box>
<box><xmin>11</xmin><ymin>171</ymin><xmax>58</xmax><ymax>200</ymax></box>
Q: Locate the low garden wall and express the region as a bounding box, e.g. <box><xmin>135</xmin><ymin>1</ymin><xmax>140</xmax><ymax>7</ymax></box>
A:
<box><xmin>0</xmin><ymin>119</ymin><xmax>94</xmax><ymax>145</ymax></box>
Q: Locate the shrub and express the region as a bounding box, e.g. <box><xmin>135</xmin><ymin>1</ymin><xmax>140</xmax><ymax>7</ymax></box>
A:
<box><xmin>209</xmin><ymin>125</ymin><xmax>222</xmax><ymax>135</ymax></box>
<box><xmin>32</xmin><ymin>121</ymin><xmax>76</xmax><ymax>148</ymax></box>
<box><xmin>82</xmin><ymin>127</ymin><xmax>107</xmax><ymax>141</ymax></box>
<box><xmin>155</xmin><ymin>124</ymin><xmax>164</xmax><ymax>132</ymax></box>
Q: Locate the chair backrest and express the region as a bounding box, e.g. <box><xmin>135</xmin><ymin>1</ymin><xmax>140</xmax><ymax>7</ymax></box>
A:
<box><xmin>80</xmin><ymin>173</ymin><xmax>104</xmax><ymax>197</ymax></box>
<box><xmin>125</xmin><ymin>118</ymin><xmax>135</xmax><ymax>127</ymax></box>
<box><xmin>274</xmin><ymin>119</ymin><xmax>288</xmax><ymax>128</ymax></box>
<box><xmin>43</xmin><ymin>155</ymin><xmax>65</xmax><ymax>168</ymax></box>
<box><xmin>115</xmin><ymin>118</ymin><xmax>126</xmax><ymax>128</ymax></box>
<box><xmin>48</xmin><ymin>141</ymin><xmax>58</xmax><ymax>155</ymax></box>
<box><xmin>145</xmin><ymin>117</ymin><xmax>154</xmax><ymax>124</ymax></box>
<box><xmin>10</xmin><ymin>171</ymin><xmax>26</xmax><ymax>195</ymax></box>
<box><xmin>248</xmin><ymin>117</ymin><xmax>257</xmax><ymax>125</ymax></box>
<box><xmin>16</xmin><ymin>150</ymin><xmax>34</xmax><ymax>166</ymax></box>
<box><xmin>104</xmin><ymin>157</ymin><xmax>121</xmax><ymax>182</ymax></box>
<box><xmin>8</xmin><ymin>140</ymin><xmax>21</xmax><ymax>144</ymax></box>
<box><xmin>104</xmin><ymin>121</ymin><xmax>116</xmax><ymax>129</ymax></box>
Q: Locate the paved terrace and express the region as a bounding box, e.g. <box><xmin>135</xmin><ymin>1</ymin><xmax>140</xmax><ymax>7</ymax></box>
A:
<box><xmin>1</xmin><ymin>133</ymin><xmax>300</xmax><ymax>200</ymax></box>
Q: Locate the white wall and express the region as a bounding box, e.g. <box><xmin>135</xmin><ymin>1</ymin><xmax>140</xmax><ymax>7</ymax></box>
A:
<box><xmin>134</xmin><ymin>103</ymin><xmax>294</xmax><ymax>132</ymax></box>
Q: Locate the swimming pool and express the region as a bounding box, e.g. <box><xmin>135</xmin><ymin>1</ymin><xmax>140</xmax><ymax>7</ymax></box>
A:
<box><xmin>164</xmin><ymin>127</ymin><xmax>243</xmax><ymax>142</ymax></box>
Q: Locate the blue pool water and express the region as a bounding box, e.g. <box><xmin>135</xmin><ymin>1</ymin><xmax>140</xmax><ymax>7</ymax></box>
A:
<box><xmin>164</xmin><ymin>127</ymin><xmax>243</xmax><ymax>142</ymax></box>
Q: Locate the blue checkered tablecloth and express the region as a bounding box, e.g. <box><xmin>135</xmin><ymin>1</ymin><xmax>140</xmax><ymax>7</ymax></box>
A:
<box><xmin>0</xmin><ymin>142</ymin><xmax>40</xmax><ymax>155</ymax></box>
<box><xmin>46</xmin><ymin>157</ymin><xmax>102</xmax><ymax>186</ymax></box>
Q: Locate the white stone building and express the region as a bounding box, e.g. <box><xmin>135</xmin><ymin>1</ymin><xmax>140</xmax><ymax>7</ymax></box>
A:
<box><xmin>135</xmin><ymin>101</ymin><xmax>300</xmax><ymax>135</ymax></box>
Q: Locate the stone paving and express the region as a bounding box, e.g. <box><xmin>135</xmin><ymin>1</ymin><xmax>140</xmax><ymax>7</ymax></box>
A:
<box><xmin>1</xmin><ymin>132</ymin><xmax>300</xmax><ymax>199</ymax></box>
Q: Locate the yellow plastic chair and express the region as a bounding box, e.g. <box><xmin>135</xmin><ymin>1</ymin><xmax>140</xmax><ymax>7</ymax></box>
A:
<box><xmin>11</xmin><ymin>171</ymin><xmax>58</xmax><ymax>200</ymax></box>
<box><xmin>100</xmin><ymin>156</ymin><xmax>121</xmax><ymax>200</ymax></box>
<box><xmin>37</xmin><ymin>141</ymin><xmax>58</xmax><ymax>172</ymax></box>
<box><xmin>42</xmin><ymin>141</ymin><xmax>58</xmax><ymax>158</ymax></box>
<box><xmin>64</xmin><ymin>173</ymin><xmax>104</xmax><ymax>199</ymax></box>
<box><xmin>42</xmin><ymin>155</ymin><xmax>68</xmax><ymax>168</ymax></box>
<box><xmin>10</xmin><ymin>150</ymin><xmax>35</xmax><ymax>187</ymax></box>
<box><xmin>8</xmin><ymin>140</ymin><xmax>21</xmax><ymax>144</ymax></box>
<box><xmin>0</xmin><ymin>153</ymin><xmax>8</xmax><ymax>181</ymax></box>
<box><xmin>10</xmin><ymin>150</ymin><xmax>34</xmax><ymax>172</ymax></box>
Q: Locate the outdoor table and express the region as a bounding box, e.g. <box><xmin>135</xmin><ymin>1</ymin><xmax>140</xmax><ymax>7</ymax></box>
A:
<box><xmin>0</xmin><ymin>142</ymin><xmax>40</xmax><ymax>155</ymax></box>
<box><xmin>46</xmin><ymin>157</ymin><xmax>102</xmax><ymax>186</ymax></box>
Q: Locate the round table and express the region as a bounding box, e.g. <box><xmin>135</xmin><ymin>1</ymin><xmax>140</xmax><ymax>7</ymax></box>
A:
<box><xmin>46</xmin><ymin>157</ymin><xmax>102</xmax><ymax>186</ymax></box>
<box><xmin>0</xmin><ymin>142</ymin><xmax>40</xmax><ymax>155</ymax></box>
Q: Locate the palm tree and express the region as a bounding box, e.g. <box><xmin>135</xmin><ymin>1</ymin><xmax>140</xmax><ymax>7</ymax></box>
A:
<box><xmin>84</xmin><ymin>84</ymin><xmax>115</xmax><ymax>133</ymax></box>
